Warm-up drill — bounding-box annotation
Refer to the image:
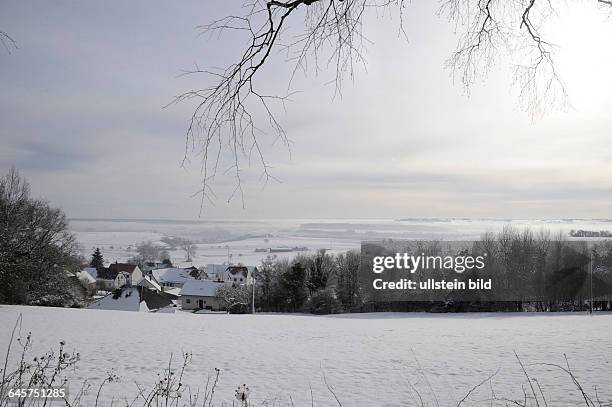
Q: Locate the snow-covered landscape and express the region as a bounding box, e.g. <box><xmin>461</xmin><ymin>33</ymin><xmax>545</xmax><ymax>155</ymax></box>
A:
<box><xmin>70</xmin><ymin>217</ymin><xmax>612</xmax><ymax>267</ymax></box>
<box><xmin>4</xmin><ymin>1</ymin><xmax>612</xmax><ymax>405</ymax></box>
<box><xmin>1</xmin><ymin>305</ymin><xmax>610</xmax><ymax>406</ymax></box>
<box><xmin>0</xmin><ymin>217</ymin><xmax>608</xmax><ymax>406</ymax></box>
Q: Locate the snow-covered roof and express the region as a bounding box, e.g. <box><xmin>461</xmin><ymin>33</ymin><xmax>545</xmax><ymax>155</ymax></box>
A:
<box><xmin>108</xmin><ymin>263</ymin><xmax>140</xmax><ymax>274</ymax></box>
<box><xmin>137</xmin><ymin>275</ymin><xmax>162</xmax><ymax>291</ymax></box>
<box><xmin>179</xmin><ymin>280</ymin><xmax>228</xmax><ymax>297</ymax></box>
<box><xmin>87</xmin><ymin>286</ymin><xmax>173</xmax><ymax>312</ymax></box>
<box><xmin>81</xmin><ymin>267</ymin><xmax>98</xmax><ymax>279</ymax></box>
<box><xmin>78</xmin><ymin>270</ymin><xmax>97</xmax><ymax>284</ymax></box>
<box><xmin>150</xmin><ymin>268</ymin><xmax>195</xmax><ymax>284</ymax></box>
<box><xmin>87</xmin><ymin>287</ymin><xmax>143</xmax><ymax>312</ymax></box>
<box><xmin>163</xmin><ymin>287</ymin><xmax>182</xmax><ymax>297</ymax></box>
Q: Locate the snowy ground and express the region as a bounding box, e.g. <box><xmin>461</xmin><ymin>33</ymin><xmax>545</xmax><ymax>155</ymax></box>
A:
<box><xmin>1</xmin><ymin>306</ymin><xmax>610</xmax><ymax>406</ymax></box>
<box><xmin>70</xmin><ymin>218</ymin><xmax>612</xmax><ymax>267</ymax></box>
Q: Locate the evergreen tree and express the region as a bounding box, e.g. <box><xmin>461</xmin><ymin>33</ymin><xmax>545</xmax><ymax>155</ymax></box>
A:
<box><xmin>280</xmin><ymin>262</ymin><xmax>307</xmax><ymax>312</ymax></box>
<box><xmin>90</xmin><ymin>247</ymin><xmax>104</xmax><ymax>269</ymax></box>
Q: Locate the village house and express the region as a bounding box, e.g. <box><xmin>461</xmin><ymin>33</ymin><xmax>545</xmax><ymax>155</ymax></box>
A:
<box><xmin>149</xmin><ymin>267</ymin><xmax>195</xmax><ymax>288</ymax></box>
<box><xmin>205</xmin><ymin>263</ymin><xmax>230</xmax><ymax>281</ymax></box>
<box><xmin>108</xmin><ymin>263</ymin><xmax>143</xmax><ymax>285</ymax></box>
<box><xmin>95</xmin><ymin>267</ymin><xmax>128</xmax><ymax>290</ymax></box>
<box><xmin>179</xmin><ymin>280</ymin><xmax>230</xmax><ymax>311</ymax></box>
<box><xmin>137</xmin><ymin>274</ymin><xmax>162</xmax><ymax>292</ymax></box>
<box><xmin>80</xmin><ymin>263</ymin><xmax>143</xmax><ymax>291</ymax></box>
<box><xmin>77</xmin><ymin>268</ymin><xmax>97</xmax><ymax>294</ymax></box>
<box><xmin>205</xmin><ymin>264</ymin><xmax>256</xmax><ymax>285</ymax></box>
<box><xmin>184</xmin><ymin>266</ymin><xmax>202</xmax><ymax>279</ymax></box>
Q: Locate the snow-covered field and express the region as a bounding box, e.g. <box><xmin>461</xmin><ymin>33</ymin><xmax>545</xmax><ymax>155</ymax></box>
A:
<box><xmin>1</xmin><ymin>306</ymin><xmax>610</xmax><ymax>406</ymax></box>
<box><xmin>70</xmin><ymin>218</ymin><xmax>612</xmax><ymax>267</ymax></box>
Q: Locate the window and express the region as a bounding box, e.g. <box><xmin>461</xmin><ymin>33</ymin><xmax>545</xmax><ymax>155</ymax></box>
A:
<box><xmin>186</xmin><ymin>298</ymin><xmax>191</xmax><ymax>304</ymax></box>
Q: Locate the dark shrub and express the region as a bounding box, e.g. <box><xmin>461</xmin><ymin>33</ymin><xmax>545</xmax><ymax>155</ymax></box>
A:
<box><xmin>305</xmin><ymin>289</ymin><xmax>341</xmax><ymax>315</ymax></box>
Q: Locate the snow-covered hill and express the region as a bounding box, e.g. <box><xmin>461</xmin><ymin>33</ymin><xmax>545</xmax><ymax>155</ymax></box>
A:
<box><xmin>0</xmin><ymin>306</ymin><xmax>610</xmax><ymax>406</ymax></box>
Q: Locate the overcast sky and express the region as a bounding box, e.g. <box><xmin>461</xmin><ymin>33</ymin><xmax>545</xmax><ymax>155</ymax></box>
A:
<box><xmin>1</xmin><ymin>1</ymin><xmax>612</xmax><ymax>219</ymax></box>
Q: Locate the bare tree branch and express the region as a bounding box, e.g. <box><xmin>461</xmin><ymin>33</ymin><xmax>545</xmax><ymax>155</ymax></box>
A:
<box><xmin>171</xmin><ymin>0</ymin><xmax>405</xmax><ymax>214</ymax></box>
<box><xmin>440</xmin><ymin>0</ymin><xmax>570</xmax><ymax>116</ymax></box>
<box><xmin>0</xmin><ymin>30</ymin><xmax>17</xmax><ymax>53</ymax></box>
<box><xmin>175</xmin><ymin>0</ymin><xmax>612</xmax><ymax>212</ymax></box>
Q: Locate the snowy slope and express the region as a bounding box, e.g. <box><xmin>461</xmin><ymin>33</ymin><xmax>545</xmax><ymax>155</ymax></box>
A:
<box><xmin>0</xmin><ymin>306</ymin><xmax>610</xmax><ymax>406</ymax></box>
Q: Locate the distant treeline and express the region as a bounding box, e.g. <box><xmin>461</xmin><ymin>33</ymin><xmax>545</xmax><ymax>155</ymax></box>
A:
<box><xmin>252</xmin><ymin>228</ymin><xmax>612</xmax><ymax>314</ymax></box>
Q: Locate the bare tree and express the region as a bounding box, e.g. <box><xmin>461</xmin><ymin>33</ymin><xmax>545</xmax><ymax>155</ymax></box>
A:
<box><xmin>216</xmin><ymin>283</ymin><xmax>251</xmax><ymax>312</ymax></box>
<box><xmin>174</xmin><ymin>0</ymin><xmax>612</xmax><ymax>208</ymax></box>
<box><xmin>181</xmin><ymin>239</ymin><xmax>197</xmax><ymax>262</ymax></box>
<box><xmin>129</xmin><ymin>241</ymin><xmax>165</xmax><ymax>265</ymax></box>
<box><xmin>334</xmin><ymin>249</ymin><xmax>361</xmax><ymax>309</ymax></box>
